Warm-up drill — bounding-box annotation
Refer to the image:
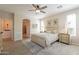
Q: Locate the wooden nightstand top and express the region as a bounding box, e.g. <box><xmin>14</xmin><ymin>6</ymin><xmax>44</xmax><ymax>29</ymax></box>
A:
<box><xmin>58</xmin><ymin>33</ymin><xmax>70</xmax><ymax>36</ymax></box>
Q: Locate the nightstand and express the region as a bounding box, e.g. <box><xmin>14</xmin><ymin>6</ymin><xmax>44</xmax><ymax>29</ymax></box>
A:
<box><xmin>58</xmin><ymin>33</ymin><xmax>70</xmax><ymax>44</ymax></box>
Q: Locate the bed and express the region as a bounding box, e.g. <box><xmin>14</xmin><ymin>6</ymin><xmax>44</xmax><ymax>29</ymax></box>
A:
<box><xmin>31</xmin><ymin>33</ymin><xmax>58</xmax><ymax>48</ymax></box>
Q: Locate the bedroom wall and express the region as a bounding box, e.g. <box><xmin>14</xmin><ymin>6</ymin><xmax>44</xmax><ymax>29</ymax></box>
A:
<box><xmin>14</xmin><ymin>12</ymin><xmax>40</xmax><ymax>41</ymax></box>
<box><xmin>43</xmin><ymin>8</ymin><xmax>79</xmax><ymax>45</ymax></box>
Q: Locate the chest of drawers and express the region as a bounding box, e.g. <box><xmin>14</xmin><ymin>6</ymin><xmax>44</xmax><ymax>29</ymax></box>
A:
<box><xmin>58</xmin><ymin>33</ymin><xmax>70</xmax><ymax>44</ymax></box>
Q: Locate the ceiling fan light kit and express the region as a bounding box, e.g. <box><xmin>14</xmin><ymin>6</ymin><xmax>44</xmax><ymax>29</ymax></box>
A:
<box><xmin>36</xmin><ymin>10</ymin><xmax>40</xmax><ymax>13</ymax></box>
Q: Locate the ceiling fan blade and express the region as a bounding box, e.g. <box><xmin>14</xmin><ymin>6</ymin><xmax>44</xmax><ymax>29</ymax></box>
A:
<box><xmin>40</xmin><ymin>11</ymin><xmax>46</xmax><ymax>13</ymax></box>
<box><xmin>28</xmin><ymin>10</ymin><xmax>34</xmax><ymax>11</ymax></box>
<box><xmin>40</xmin><ymin>6</ymin><xmax>47</xmax><ymax>9</ymax></box>
<box><xmin>32</xmin><ymin>4</ymin><xmax>37</xmax><ymax>8</ymax></box>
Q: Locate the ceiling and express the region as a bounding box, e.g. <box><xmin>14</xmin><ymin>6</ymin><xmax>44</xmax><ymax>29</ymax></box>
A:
<box><xmin>0</xmin><ymin>4</ymin><xmax>79</xmax><ymax>18</ymax></box>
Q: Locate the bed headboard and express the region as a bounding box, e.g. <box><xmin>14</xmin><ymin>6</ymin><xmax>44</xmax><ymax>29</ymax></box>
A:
<box><xmin>44</xmin><ymin>18</ymin><xmax>58</xmax><ymax>33</ymax></box>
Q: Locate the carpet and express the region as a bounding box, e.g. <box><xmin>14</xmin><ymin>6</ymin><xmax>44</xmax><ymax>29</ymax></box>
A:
<box><xmin>2</xmin><ymin>39</ymin><xmax>79</xmax><ymax>55</ymax></box>
<box><xmin>37</xmin><ymin>42</ymin><xmax>79</xmax><ymax>55</ymax></box>
<box><xmin>23</xmin><ymin>41</ymin><xmax>43</xmax><ymax>55</ymax></box>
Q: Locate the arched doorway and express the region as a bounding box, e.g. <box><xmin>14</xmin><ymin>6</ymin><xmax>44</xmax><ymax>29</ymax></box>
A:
<box><xmin>22</xmin><ymin>19</ymin><xmax>30</xmax><ymax>39</ymax></box>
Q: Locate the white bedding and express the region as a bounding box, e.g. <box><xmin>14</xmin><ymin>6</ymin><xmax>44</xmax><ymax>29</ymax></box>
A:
<box><xmin>31</xmin><ymin>33</ymin><xmax>58</xmax><ymax>48</ymax></box>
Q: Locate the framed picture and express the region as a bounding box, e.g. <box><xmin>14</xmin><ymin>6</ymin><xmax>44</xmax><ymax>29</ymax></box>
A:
<box><xmin>32</xmin><ymin>24</ymin><xmax>37</xmax><ymax>28</ymax></box>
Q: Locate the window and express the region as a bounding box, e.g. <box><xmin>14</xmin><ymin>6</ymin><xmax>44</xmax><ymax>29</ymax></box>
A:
<box><xmin>66</xmin><ymin>14</ymin><xmax>76</xmax><ymax>36</ymax></box>
<box><xmin>40</xmin><ymin>19</ymin><xmax>44</xmax><ymax>32</ymax></box>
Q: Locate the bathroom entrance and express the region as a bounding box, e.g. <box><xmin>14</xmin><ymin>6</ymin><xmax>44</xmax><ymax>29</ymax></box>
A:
<box><xmin>22</xmin><ymin>19</ymin><xmax>30</xmax><ymax>39</ymax></box>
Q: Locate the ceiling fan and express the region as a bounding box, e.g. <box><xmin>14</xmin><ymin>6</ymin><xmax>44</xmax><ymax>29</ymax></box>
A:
<box><xmin>28</xmin><ymin>4</ymin><xmax>47</xmax><ymax>13</ymax></box>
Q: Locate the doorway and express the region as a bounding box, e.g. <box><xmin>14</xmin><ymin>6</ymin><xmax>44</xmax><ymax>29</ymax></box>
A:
<box><xmin>22</xmin><ymin>19</ymin><xmax>30</xmax><ymax>39</ymax></box>
<box><xmin>0</xmin><ymin>19</ymin><xmax>13</xmax><ymax>41</ymax></box>
<box><xmin>3</xmin><ymin>19</ymin><xmax>13</xmax><ymax>40</ymax></box>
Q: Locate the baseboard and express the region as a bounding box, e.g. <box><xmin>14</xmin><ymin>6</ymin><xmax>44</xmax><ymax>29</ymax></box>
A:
<box><xmin>71</xmin><ymin>43</ymin><xmax>79</xmax><ymax>46</ymax></box>
<box><xmin>14</xmin><ymin>39</ymin><xmax>22</xmax><ymax>41</ymax></box>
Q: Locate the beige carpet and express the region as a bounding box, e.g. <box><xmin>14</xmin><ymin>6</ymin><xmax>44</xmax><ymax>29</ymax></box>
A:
<box><xmin>1</xmin><ymin>39</ymin><xmax>42</xmax><ymax>55</ymax></box>
<box><xmin>0</xmin><ymin>39</ymin><xmax>31</xmax><ymax>55</ymax></box>
<box><xmin>23</xmin><ymin>41</ymin><xmax>43</xmax><ymax>54</ymax></box>
<box><xmin>2</xmin><ymin>39</ymin><xmax>79</xmax><ymax>55</ymax></box>
<box><xmin>37</xmin><ymin>42</ymin><xmax>79</xmax><ymax>55</ymax></box>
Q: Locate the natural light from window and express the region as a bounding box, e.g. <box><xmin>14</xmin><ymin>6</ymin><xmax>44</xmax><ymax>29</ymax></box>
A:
<box><xmin>66</xmin><ymin>13</ymin><xmax>76</xmax><ymax>36</ymax></box>
<box><xmin>40</xmin><ymin>19</ymin><xmax>44</xmax><ymax>32</ymax></box>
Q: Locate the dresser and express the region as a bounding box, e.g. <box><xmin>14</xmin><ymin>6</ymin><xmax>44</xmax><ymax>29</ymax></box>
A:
<box><xmin>58</xmin><ymin>33</ymin><xmax>70</xmax><ymax>44</ymax></box>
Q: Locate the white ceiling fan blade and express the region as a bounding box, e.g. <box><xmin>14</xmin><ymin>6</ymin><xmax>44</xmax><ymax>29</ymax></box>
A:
<box><xmin>40</xmin><ymin>6</ymin><xmax>47</xmax><ymax>9</ymax></box>
<box><xmin>40</xmin><ymin>10</ymin><xmax>46</xmax><ymax>13</ymax></box>
<box><xmin>28</xmin><ymin>10</ymin><xmax>35</xmax><ymax>11</ymax></box>
<box><xmin>32</xmin><ymin>4</ymin><xmax>37</xmax><ymax>8</ymax></box>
